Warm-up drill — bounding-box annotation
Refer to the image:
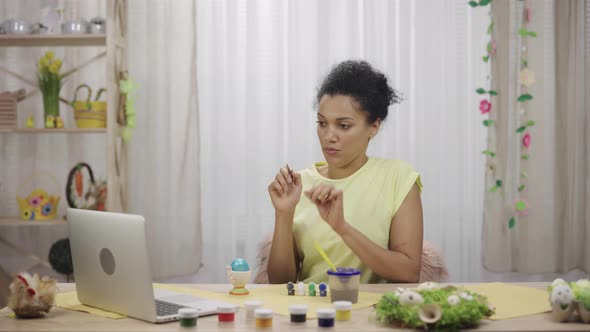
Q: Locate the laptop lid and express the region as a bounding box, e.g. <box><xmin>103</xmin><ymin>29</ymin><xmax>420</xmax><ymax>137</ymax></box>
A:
<box><xmin>68</xmin><ymin>208</ymin><xmax>160</xmax><ymax>322</ymax></box>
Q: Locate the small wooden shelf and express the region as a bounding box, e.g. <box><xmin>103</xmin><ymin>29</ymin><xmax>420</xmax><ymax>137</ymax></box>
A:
<box><xmin>0</xmin><ymin>127</ymin><xmax>106</xmax><ymax>133</ymax></box>
<box><xmin>0</xmin><ymin>217</ymin><xmax>67</xmax><ymax>226</ymax></box>
<box><xmin>0</xmin><ymin>34</ymin><xmax>106</xmax><ymax>47</ymax></box>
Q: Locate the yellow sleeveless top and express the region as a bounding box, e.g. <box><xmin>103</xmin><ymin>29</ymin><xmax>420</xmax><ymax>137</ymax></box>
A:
<box><xmin>293</xmin><ymin>157</ymin><xmax>422</xmax><ymax>284</ymax></box>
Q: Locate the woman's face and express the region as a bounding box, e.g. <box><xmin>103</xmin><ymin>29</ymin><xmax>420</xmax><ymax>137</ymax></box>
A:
<box><xmin>316</xmin><ymin>94</ymin><xmax>380</xmax><ymax>168</ymax></box>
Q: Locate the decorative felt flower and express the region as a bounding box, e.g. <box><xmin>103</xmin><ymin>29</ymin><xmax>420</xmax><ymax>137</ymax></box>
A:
<box><xmin>523</xmin><ymin>132</ymin><xmax>531</xmax><ymax>148</ymax></box>
<box><xmin>525</xmin><ymin>7</ymin><xmax>532</xmax><ymax>24</ymax></box>
<box><xmin>21</xmin><ymin>209</ymin><xmax>35</xmax><ymax>220</ymax></box>
<box><xmin>515</xmin><ymin>199</ymin><xmax>529</xmax><ymax>216</ymax></box>
<box><xmin>479</xmin><ymin>99</ymin><xmax>491</xmax><ymax>114</ymax></box>
<box><xmin>41</xmin><ymin>203</ymin><xmax>53</xmax><ymax>216</ymax></box>
<box><xmin>519</xmin><ymin>68</ymin><xmax>536</xmax><ymax>87</ymax></box>
<box><xmin>29</xmin><ymin>196</ymin><xmax>42</xmax><ymax>207</ymax></box>
<box><xmin>489</xmin><ymin>39</ymin><xmax>497</xmax><ymax>56</ymax></box>
<box><xmin>460</xmin><ymin>292</ymin><xmax>474</xmax><ymax>301</ymax></box>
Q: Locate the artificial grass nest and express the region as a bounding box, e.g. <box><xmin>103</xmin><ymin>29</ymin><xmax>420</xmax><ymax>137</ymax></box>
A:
<box><xmin>375</xmin><ymin>283</ymin><xmax>494</xmax><ymax>330</ymax></box>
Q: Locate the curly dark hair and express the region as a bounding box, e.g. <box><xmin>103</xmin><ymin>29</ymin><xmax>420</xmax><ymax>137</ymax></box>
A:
<box><xmin>316</xmin><ymin>60</ymin><xmax>402</xmax><ymax>123</ymax></box>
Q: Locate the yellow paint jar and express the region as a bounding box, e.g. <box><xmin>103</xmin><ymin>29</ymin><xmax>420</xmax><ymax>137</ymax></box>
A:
<box><xmin>333</xmin><ymin>301</ymin><xmax>352</xmax><ymax>321</ymax></box>
<box><xmin>255</xmin><ymin>308</ymin><xmax>273</xmax><ymax>328</ymax></box>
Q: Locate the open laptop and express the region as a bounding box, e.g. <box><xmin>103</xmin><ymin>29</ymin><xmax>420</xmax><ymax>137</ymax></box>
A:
<box><xmin>67</xmin><ymin>208</ymin><xmax>229</xmax><ymax>323</ymax></box>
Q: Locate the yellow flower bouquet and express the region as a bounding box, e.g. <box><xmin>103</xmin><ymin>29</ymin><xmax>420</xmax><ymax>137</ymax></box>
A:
<box><xmin>37</xmin><ymin>51</ymin><xmax>63</xmax><ymax>128</ymax></box>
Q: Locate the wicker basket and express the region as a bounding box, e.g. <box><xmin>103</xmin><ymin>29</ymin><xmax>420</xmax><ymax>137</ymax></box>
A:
<box><xmin>0</xmin><ymin>89</ymin><xmax>24</xmax><ymax>129</ymax></box>
<box><xmin>71</xmin><ymin>84</ymin><xmax>106</xmax><ymax>128</ymax></box>
<box><xmin>12</xmin><ymin>304</ymin><xmax>53</xmax><ymax>318</ymax></box>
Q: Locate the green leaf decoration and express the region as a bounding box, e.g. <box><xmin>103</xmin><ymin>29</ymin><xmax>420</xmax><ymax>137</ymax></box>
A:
<box><xmin>527</xmin><ymin>120</ymin><xmax>536</xmax><ymax>126</ymax></box>
<box><xmin>476</xmin><ymin>88</ymin><xmax>486</xmax><ymax>94</ymax></box>
<box><xmin>483</xmin><ymin>119</ymin><xmax>495</xmax><ymax>126</ymax></box>
<box><xmin>490</xmin><ymin>186</ymin><xmax>498</xmax><ymax>193</ymax></box>
<box><xmin>518</xmin><ymin>28</ymin><xmax>538</xmax><ymax>38</ymax></box>
<box><xmin>487</xmin><ymin>42</ymin><xmax>492</xmax><ymax>53</ymax></box>
<box><xmin>516</xmin><ymin>126</ymin><xmax>527</xmax><ymax>133</ymax></box>
<box><xmin>468</xmin><ymin>1</ymin><xmax>479</xmax><ymax>7</ymax></box>
<box><xmin>489</xmin><ymin>90</ymin><xmax>498</xmax><ymax>95</ymax></box>
<box><xmin>509</xmin><ymin>217</ymin><xmax>515</xmax><ymax>229</ymax></box>
<box><xmin>516</xmin><ymin>201</ymin><xmax>527</xmax><ymax>211</ymax></box>
<box><xmin>482</xmin><ymin>150</ymin><xmax>496</xmax><ymax>158</ymax></box>
<box><xmin>496</xmin><ymin>180</ymin><xmax>502</xmax><ymax>187</ymax></box>
<box><xmin>483</xmin><ymin>55</ymin><xmax>489</xmax><ymax>63</ymax></box>
<box><xmin>522</xmin><ymin>154</ymin><xmax>530</xmax><ymax>160</ymax></box>
<box><xmin>517</xmin><ymin>93</ymin><xmax>533</xmax><ymax>102</ymax></box>
<box><xmin>479</xmin><ymin>0</ymin><xmax>491</xmax><ymax>6</ymax></box>
<box><xmin>518</xmin><ymin>184</ymin><xmax>526</xmax><ymax>192</ymax></box>
<box><xmin>487</xmin><ymin>21</ymin><xmax>495</xmax><ymax>35</ymax></box>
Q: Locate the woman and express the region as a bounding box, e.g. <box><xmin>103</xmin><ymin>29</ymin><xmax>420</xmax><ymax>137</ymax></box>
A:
<box><xmin>267</xmin><ymin>60</ymin><xmax>423</xmax><ymax>284</ymax></box>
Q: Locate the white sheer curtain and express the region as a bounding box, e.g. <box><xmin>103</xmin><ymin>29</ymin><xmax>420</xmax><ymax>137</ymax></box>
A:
<box><xmin>195</xmin><ymin>0</ymin><xmax>490</xmax><ymax>282</ymax></box>
<box><xmin>127</xmin><ymin>0</ymin><xmax>201</xmax><ymax>280</ymax></box>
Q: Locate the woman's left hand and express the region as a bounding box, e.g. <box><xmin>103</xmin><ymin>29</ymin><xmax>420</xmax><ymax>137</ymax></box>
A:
<box><xmin>304</xmin><ymin>184</ymin><xmax>347</xmax><ymax>233</ymax></box>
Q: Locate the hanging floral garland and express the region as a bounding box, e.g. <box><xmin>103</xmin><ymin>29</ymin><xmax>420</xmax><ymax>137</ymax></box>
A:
<box><xmin>511</xmin><ymin>0</ymin><xmax>536</xmax><ymax>229</ymax></box>
<box><xmin>471</xmin><ymin>0</ymin><xmax>537</xmax><ymax>230</ymax></box>
<box><xmin>470</xmin><ymin>0</ymin><xmax>501</xmax><ymax>193</ymax></box>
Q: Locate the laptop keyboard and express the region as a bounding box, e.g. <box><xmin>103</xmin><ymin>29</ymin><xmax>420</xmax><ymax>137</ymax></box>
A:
<box><xmin>155</xmin><ymin>299</ymin><xmax>187</xmax><ymax>316</ymax></box>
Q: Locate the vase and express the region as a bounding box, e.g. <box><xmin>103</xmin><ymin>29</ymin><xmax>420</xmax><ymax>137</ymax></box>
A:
<box><xmin>42</xmin><ymin>91</ymin><xmax>60</xmax><ymax>128</ymax></box>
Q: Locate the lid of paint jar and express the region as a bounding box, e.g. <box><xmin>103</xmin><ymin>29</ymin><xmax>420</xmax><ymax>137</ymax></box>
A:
<box><xmin>217</xmin><ymin>303</ymin><xmax>237</xmax><ymax>313</ymax></box>
<box><xmin>288</xmin><ymin>304</ymin><xmax>308</xmax><ymax>315</ymax></box>
<box><xmin>255</xmin><ymin>308</ymin><xmax>273</xmax><ymax>318</ymax></box>
<box><xmin>178</xmin><ymin>307</ymin><xmax>199</xmax><ymax>318</ymax></box>
<box><xmin>316</xmin><ymin>308</ymin><xmax>336</xmax><ymax>319</ymax></box>
<box><xmin>333</xmin><ymin>301</ymin><xmax>352</xmax><ymax>310</ymax></box>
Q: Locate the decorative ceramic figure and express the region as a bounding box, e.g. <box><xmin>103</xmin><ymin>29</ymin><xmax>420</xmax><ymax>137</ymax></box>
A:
<box><xmin>226</xmin><ymin>258</ymin><xmax>251</xmax><ymax>295</ymax></box>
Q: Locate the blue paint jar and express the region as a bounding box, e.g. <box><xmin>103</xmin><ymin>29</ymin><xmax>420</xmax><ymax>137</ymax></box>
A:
<box><xmin>317</xmin><ymin>308</ymin><xmax>335</xmax><ymax>327</ymax></box>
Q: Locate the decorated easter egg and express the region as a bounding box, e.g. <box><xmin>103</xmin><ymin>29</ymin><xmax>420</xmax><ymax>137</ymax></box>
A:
<box><xmin>550</xmin><ymin>284</ymin><xmax>574</xmax><ymax>306</ymax></box>
<box><xmin>230</xmin><ymin>258</ymin><xmax>250</xmax><ymax>271</ymax></box>
<box><xmin>447</xmin><ymin>295</ymin><xmax>460</xmax><ymax>305</ymax></box>
<box><xmin>399</xmin><ymin>291</ymin><xmax>424</xmax><ymax>305</ymax></box>
<box><xmin>417</xmin><ymin>282</ymin><xmax>440</xmax><ymax>290</ymax></box>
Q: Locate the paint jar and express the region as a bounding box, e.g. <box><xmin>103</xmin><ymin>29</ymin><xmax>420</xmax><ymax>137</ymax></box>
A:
<box><xmin>255</xmin><ymin>308</ymin><xmax>273</xmax><ymax>328</ymax></box>
<box><xmin>245</xmin><ymin>300</ymin><xmax>263</xmax><ymax>321</ymax></box>
<box><xmin>327</xmin><ymin>267</ymin><xmax>361</xmax><ymax>303</ymax></box>
<box><xmin>317</xmin><ymin>308</ymin><xmax>336</xmax><ymax>328</ymax></box>
<box><xmin>217</xmin><ymin>303</ymin><xmax>237</xmax><ymax>323</ymax></box>
<box><xmin>288</xmin><ymin>304</ymin><xmax>308</xmax><ymax>323</ymax></box>
<box><xmin>178</xmin><ymin>308</ymin><xmax>198</xmax><ymax>329</ymax></box>
<box><xmin>333</xmin><ymin>301</ymin><xmax>352</xmax><ymax>321</ymax></box>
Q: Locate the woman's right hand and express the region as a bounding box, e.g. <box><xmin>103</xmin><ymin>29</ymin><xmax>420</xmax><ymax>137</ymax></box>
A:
<box><xmin>268</xmin><ymin>166</ymin><xmax>302</xmax><ymax>214</ymax></box>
